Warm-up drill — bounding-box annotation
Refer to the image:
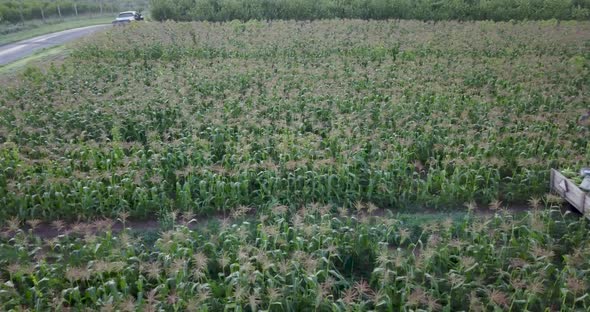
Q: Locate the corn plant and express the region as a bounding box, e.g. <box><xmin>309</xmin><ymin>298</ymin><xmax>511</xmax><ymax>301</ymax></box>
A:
<box><xmin>0</xmin><ymin>198</ymin><xmax>589</xmax><ymax>310</ymax></box>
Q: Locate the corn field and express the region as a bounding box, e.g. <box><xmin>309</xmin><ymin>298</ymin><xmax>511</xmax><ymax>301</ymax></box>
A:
<box><xmin>0</xmin><ymin>20</ymin><xmax>588</xmax><ymax>221</ymax></box>
<box><xmin>0</xmin><ymin>19</ymin><xmax>590</xmax><ymax>311</ymax></box>
<box><xmin>1</xmin><ymin>200</ymin><xmax>590</xmax><ymax>310</ymax></box>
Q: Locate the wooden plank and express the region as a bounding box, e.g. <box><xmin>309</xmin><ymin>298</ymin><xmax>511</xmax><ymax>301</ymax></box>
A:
<box><xmin>551</xmin><ymin>169</ymin><xmax>557</xmax><ymax>194</ymax></box>
<box><xmin>550</xmin><ymin>169</ymin><xmax>590</xmax><ymax>218</ymax></box>
<box><xmin>559</xmin><ymin>180</ymin><xmax>568</xmax><ymax>193</ymax></box>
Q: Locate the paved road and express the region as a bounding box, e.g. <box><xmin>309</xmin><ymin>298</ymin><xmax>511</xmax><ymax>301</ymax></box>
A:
<box><xmin>0</xmin><ymin>24</ymin><xmax>109</xmax><ymax>66</ymax></box>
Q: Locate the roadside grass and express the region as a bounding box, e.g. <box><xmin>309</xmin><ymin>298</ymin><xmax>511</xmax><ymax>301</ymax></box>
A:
<box><xmin>0</xmin><ymin>16</ymin><xmax>112</xmax><ymax>46</ymax></box>
<box><xmin>0</xmin><ymin>45</ymin><xmax>67</xmax><ymax>75</ymax></box>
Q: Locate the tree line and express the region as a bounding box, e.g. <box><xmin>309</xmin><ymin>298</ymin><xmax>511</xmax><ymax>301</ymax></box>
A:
<box><xmin>150</xmin><ymin>0</ymin><xmax>590</xmax><ymax>22</ymax></box>
<box><xmin>0</xmin><ymin>0</ymin><xmax>148</xmax><ymax>24</ymax></box>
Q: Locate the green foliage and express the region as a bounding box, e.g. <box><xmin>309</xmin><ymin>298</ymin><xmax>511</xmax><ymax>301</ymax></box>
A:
<box><xmin>150</xmin><ymin>0</ymin><xmax>176</xmax><ymax>21</ymax></box>
<box><xmin>0</xmin><ymin>18</ymin><xmax>589</xmax><ymax>311</ymax></box>
<box><xmin>0</xmin><ymin>1</ymin><xmax>100</xmax><ymax>24</ymax></box>
<box><xmin>0</xmin><ymin>20</ymin><xmax>588</xmax><ymax>221</ymax></box>
<box><xmin>149</xmin><ymin>0</ymin><xmax>590</xmax><ymax>22</ymax></box>
<box><xmin>1</xmin><ymin>202</ymin><xmax>589</xmax><ymax>310</ymax></box>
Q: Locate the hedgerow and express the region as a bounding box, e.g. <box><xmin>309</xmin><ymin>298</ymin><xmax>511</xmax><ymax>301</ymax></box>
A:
<box><xmin>150</xmin><ymin>0</ymin><xmax>590</xmax><ymax>22</ymax></box>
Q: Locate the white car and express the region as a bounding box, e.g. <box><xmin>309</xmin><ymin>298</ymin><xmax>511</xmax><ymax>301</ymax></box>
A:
<box><xmin>112</xmin><ymin>11</ymin><xmax>144</xmax><ymax>26</ymax></box>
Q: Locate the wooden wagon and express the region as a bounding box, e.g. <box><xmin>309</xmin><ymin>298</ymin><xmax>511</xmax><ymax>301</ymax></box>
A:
<box><xmin>550</xmin><ymin>169</ymin><xmax>590</xmax><ymax>218</ymax></box>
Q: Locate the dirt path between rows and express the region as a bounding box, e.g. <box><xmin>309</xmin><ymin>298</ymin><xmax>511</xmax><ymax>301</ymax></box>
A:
<box><xmin>7</xmin><ymin>204</ymin><xmax>576</xmax><ymax>239</ymax></box>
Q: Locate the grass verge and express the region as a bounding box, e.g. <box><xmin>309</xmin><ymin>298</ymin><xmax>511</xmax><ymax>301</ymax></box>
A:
<box><xmin>0</xmin><ymin>16</ymin><xmax>111</xmax><ymax>46</ymax></box>
<box><xmin>0</xmin><ymin>45</ymin><xmax>67</xmax><ymax>75</ymax></box>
